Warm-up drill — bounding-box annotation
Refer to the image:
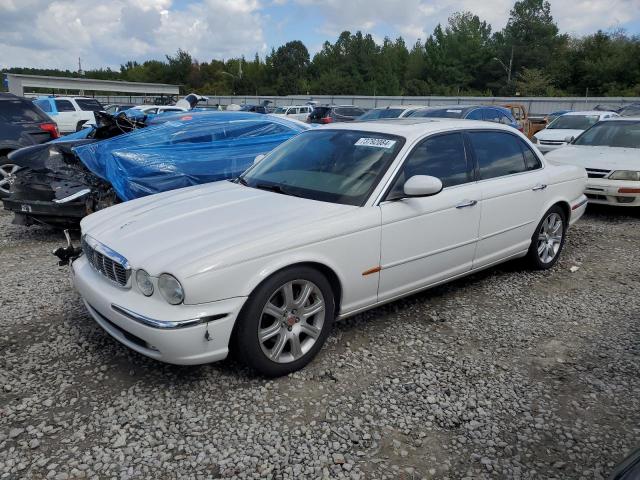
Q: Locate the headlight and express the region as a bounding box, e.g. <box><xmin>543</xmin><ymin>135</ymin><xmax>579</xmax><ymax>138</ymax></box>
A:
<box><xmin>531</xmin><ymin>136</ymin><xmax>538</xmax><ymax>144</ymax></box>
<box><xmin>158</xmin><ymin>274</ymin><xmax>184</xmax><ymax>305</ymax></box>
<box><xmin>608</xmin><ymin>170</ymin><xmax>640</xmax><ymax>181</ymax></box>
<box><xmin>135</xmin><ymin>269</ymin><xmax>154</xmax><ymax>296</ymax></box>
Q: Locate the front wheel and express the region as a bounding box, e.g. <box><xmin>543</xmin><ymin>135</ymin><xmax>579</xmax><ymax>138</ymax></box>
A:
<box><xmin>235</xmin><ymin>266</ymin><xmax>335</xmax><ymax>376</ymax></box>
<box><xmin>526</xmin><ymin>205</ymin><xmax>567</xmax><ymax>270</ymax></box>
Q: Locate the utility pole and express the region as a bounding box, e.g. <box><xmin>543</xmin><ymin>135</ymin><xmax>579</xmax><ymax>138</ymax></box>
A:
<box><xmin>508</xmin><ymin>45</ymin><xmax>513</xmax><ymax>83</ymax></box>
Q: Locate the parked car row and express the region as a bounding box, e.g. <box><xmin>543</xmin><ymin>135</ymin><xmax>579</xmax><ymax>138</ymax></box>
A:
<box><xmin>3</xmin><ymin>89</ymin><xmax>638</xmax><ymax>378</ymax></box>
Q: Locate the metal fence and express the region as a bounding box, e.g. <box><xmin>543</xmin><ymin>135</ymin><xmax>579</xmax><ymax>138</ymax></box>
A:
<box><xmin>92</xmin><ymin>94</ymin><xmax>640</xmax><ymax>116</ymax></box>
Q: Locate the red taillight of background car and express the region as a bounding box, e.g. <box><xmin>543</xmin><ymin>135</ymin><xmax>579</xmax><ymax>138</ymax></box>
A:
<box><xmin>320</xmin><ymin>117</ymin><xmax>333</xmax><ymax>124</ymax></box>
<box><xmin>40</xmin><ymin>122</ymin><xmax>60</xmax><ymax>139</ymax></box>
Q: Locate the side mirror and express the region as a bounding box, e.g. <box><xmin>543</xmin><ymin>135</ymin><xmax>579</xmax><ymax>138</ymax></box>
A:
<box><xmin>403</xmin><ymin>175</ymin><xmax>443</xmax><ymax>197</ymax></box>
<box><xmin>253</xmin><ymin>154</ymin><xmax>266</xmax><ymax>165</ymax></box>
<box><xmin>564</xmin><ymin>136</ymin><xmax>574</xmax><ymax>143</ymax></box>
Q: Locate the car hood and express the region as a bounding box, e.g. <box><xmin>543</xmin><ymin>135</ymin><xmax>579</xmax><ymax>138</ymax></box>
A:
<box><xmin>535</xmin><ymin>129</ymin><xmax>584</xmax><ymax>141</ymax></box>
<box><xmin>80</xmin><ymin>181</ymin><xmax>360</xmax><ymax>278</ymax></box>
<box><xmin>546</xmin><ymin>145</ymin><xmax>640</xmax><ymax>171</ymax></box>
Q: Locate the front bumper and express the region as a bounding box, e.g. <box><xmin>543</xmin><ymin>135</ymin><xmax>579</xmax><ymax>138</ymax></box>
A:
<box><xmin>585</xmin><ymin>178</ymin><xmax>640</xmax><ymax>207</ymax></box>
<box><xmin>2</xmin><ymin>197</ymin><xmax>86</xmax><ymax>226</ymax></box>
<box><xmin>72</xmin><ymin>255</ymin><xmax>247</xmax><ymax>365</ymax></box>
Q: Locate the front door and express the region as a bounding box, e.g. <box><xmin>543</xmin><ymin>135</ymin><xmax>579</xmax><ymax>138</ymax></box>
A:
<box><xmin>378</xmin><ymin>132</ymin><xmax>481</xmax><ymax>302</ymax></box>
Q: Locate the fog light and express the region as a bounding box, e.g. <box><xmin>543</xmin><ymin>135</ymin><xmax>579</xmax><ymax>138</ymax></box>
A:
<box><xmin>616</xmin><ymin>196</ymin><xmax>635</xmax><ymax>204</ymax></box>
<box><xmin>135</xmin><ymin>269</ymin><xmax>154</xmax><ymax>296</ymax></box>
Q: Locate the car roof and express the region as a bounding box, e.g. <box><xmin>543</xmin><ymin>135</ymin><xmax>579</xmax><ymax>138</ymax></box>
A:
<box><xmin>370</xmin><ymin>105</ymin><xmax>425</xmax><ymax>110</ymax></box>
<box><xmin>317</xmin><ymin>117</ymin><xmax>517</xmax><ymax>141</ymax></box>
<box><xmin>602</xmin><ymin>116</ymin><xmax>640</xmax><ymax>121</ymax></box>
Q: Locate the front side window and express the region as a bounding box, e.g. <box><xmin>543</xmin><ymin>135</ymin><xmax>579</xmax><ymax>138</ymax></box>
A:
<box><xmin>241</xmin><ymin>129</ymin><xmax>405</xmax><ymax>206</ymax></box>
<box><xmin>75</xmin><ymin>99</ymin><xmax>103</xmax><ymax>111</ymax></box>
<box><xmin>54</xmin><ymin>99</ymin><xmax>75</xmax><ymax>112</ymax></box>
<box><xmin>388</xmin><ymin>133</ymin><xmax>472</xmax><ymax>199</ymax></box>
<box><xmin>574</xmin><ymin>121</ymin><xmax>640</xmax><ymax>149</ymax></box>
<box><xmin>520</xmin><ymin>140</ymin><xmax>542</xmax><ymax>170</ymax></box>
<box><xmin>468</xmin><ymin>131</ymin><xmax>527</xmax><ymax>180</ymax></box>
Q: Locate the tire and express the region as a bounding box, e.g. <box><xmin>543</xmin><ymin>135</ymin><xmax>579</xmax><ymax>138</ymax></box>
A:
<box><xmin>0</xmin><ymin>155</ymin><xmax>19</xmax><ymax>199</ymax></box>
<box><xmin>235</xmin><ymin>266</ymin><xmax>335</xmax><ymax>376</ymax></box>
<box><xmin>526</xmin><ymin>205</ymin><xmax>567</xmax><ymax>270</ymax></box>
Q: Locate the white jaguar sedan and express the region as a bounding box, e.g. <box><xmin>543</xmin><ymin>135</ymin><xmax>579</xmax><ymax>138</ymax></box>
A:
<box><xmin>71</xmin><ymin>119</ymin><xmax>587</xmax><ymax>376</ymax></box>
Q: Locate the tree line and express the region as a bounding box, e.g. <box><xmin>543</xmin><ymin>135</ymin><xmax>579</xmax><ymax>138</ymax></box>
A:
<box><xmin>4</xmin><ymin>0</ymin><xmax>640</xmax><ymax>97</ymax></box>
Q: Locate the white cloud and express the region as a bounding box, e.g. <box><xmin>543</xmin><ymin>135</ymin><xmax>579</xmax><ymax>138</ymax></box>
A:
<box><xmin>0</xmin><ymin>0</ymin><xmax>267</xmax><ymax>69</ymax></box>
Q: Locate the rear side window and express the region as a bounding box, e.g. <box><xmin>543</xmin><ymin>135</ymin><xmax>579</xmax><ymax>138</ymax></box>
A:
<box><xmin>75</xmin><ymin>99</ymin><xmax>103</xmax><ymax>111</ymax></box>
<box><xmin>33</xmin><ymin>99</ymin><xmax>52</xmax><ymax>113</ymax></box>
<box><xmin>0</xmin><ymin>98</ymin><xmax>48</xmax><ymax>122</ymax></box>
<box><xmin>468</xmin><ymin>131</ymin><xmax>527</xmax><ymax>180</ymax></box>
<box><xmin>388</xmin><ymin>133</ymin><xmax>471</xmax><ymax>197</ymax></box>
<box><xmin>520</xmin><ymin>140</ymin><xmax>542</xmax><ymax>170</ymax></box>
<box><xmin>55</xmin><ymin>100</ymin><xmax>76</xmax><ymax>112</ymax></box>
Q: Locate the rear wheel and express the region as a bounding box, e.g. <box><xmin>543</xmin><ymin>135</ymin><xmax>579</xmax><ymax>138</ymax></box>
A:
<box><xmin>526</xmin><ymin>205</ymin><xmax>567</xmax><ymax>270</ymax></box>
<box><xmin>0</xmin><ymin>156</ymin><xmax>19</xmax><ymax>199</ymax></box>
<box><xmin>235</xmin><ymin>266</ymin><xmax>335</xmax><ymax>376</ymax></box>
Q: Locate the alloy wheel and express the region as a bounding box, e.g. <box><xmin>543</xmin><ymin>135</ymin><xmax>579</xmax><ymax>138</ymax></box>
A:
<box><xmin>536</xmin><ymin>212</ymin><xmax>564</xmax><ymax>264</ymax></box>
<box><xmin>0</xmin><ymin>163</ymin><xmax>19</xmax><ymax>195</ymax></box>
<box><xmin>258</xmin><ymin>279</ymin><xmax>325</xmax><ymax>364</ymax></box>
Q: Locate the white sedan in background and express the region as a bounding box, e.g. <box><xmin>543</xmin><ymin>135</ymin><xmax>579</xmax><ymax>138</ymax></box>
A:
<box><xmin>547</xmin><ymin>117</ymin><xmax>640</xmax><ymax>207</ymax></box>
<box><xmin>532</xmin><ymin>111</ymin><xmax>618</xmax><ymax>153</ymax></box>
<box><xmin>69</xmin><ymin>119</ymin><xmax>587</xmax><ymax>376</ymax></box>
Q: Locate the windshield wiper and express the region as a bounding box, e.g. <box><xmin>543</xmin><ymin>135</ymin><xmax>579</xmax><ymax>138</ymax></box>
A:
<box><xmin>254</xmin><ymin>183</ymin><xmax>301</xmax><ymax>198</ymax></box>
<box><xmin>234</xmin><ymin>176</ymin><xmax>248</xmax><ymax>186</ymax></box>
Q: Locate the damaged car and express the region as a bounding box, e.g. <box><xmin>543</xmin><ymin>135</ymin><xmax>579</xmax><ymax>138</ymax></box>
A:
<box><xmin>2</xmin><ymin>112</ymin><xmax>308</xmax><ymax>227</ymax></box>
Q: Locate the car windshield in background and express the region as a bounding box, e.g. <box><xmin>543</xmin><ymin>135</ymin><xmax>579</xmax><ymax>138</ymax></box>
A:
<box><xmin>273</xmin><ymin>107</ymin><xmax>288</xmax><ymax>114</ymax></box>
<box><xmin>408</xmin><ymin>108</ymin><xmax>464</xmax><ymax>119</ymax></box>
<box><xmin>547</xmin><ymin>115</ymin><xmax>600</xmax><ymax>130</ymax></box>
<box><xmin>574</xmin><ymin>121</ymin><xmax>640</xmax><ymax>149</ymax></box>
<box><xmin>241</xmin><ymin>129</ymin><xmax>405</xmax><ymax>206</ymax></box>
<box><xmin>358</xmin><ymin>108</ymin><xmax>405</xmax><ymax>120</ymax></box>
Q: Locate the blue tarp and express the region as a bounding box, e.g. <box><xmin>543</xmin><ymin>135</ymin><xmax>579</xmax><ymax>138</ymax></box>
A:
<box><xmin>73</xmin><ymin>112</ymin><xmax>308</xmax><ymax>201</ymax></box>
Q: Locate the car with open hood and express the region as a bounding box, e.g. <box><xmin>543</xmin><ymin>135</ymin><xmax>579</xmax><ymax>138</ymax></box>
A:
<box><xmin>65</xmin><ymin>118</ymin><xmax>588</xmax><ymax>376</ymax></box>
<box><xmin>546</xmin><ymin>118</ymin><xmax>640</xmax><ymax>207</ymax></box>
<box><xmin>532</xmin><ymin>111</ymin><xmax>618</xmax><ymax>153</ymax></box>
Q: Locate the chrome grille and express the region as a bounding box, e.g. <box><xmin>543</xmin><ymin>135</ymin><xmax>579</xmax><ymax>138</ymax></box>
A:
<box><xmin>82</xmin><ymin>236</ymin><xmax>131</xmax><ymax>287</ymax></box>
<box><xmin>586</xmin><ymin>168</ymin><xmax>611</xmax><ymax>179</ymax></box>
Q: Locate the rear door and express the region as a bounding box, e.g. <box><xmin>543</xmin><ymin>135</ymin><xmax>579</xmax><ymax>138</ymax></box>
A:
<box><xmin>468</xmin><ymin>130</ymin><xmax>548</xmax><ymax>268</ymax></box>
<box><xmin>378</xmin><ymin>132</ymin><xmax>482</xmax><ymax>301</ymax></box>
<box><xmin>53</xmin><ymin>99</ymin><xmax>78</xmax><ymax>132</ymax></box>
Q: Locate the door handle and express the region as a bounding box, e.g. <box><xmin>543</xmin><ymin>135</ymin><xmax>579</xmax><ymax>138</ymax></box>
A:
<box><xmin>456</xmin><ymin>199</ymin><xmax>478</xmax><ymax>209</ymax></box>
<box><xmin>532</xmin><ymin>184</ymin><xmax>548</xmax><ymax>191</ymax></box>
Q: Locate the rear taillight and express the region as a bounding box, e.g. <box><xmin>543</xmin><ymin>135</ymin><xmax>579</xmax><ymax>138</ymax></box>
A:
<box><xmin>40</xmin><ymin>122</ymin><xmax>60</xmax><ymax>139</ymax></box>
<box><xmin>320</xmin><ymin>117</ymin><xmax>333</xmax><ymax>124</ymax></box>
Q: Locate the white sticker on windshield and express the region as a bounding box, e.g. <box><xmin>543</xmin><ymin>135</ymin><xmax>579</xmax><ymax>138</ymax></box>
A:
<box><xmin>355</xmin><ymin>137</ymin><xmax>397</xmax><ymax>149</ymax></box>
<box><xmin>446</xmin><ymin>109</ymin><xmax>462</xmax><ymax>113</ymax></box>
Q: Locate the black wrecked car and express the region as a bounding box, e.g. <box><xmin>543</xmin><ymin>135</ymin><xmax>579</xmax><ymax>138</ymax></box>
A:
<box><xmin>2</xmin><ymin>111</ymin><xmax>144</xmax><ymax>227</ymax></box>
<box><xmin>0</xmin><ymin>93</ymin><xmax>60</xmax><ymax>198</ymax></box>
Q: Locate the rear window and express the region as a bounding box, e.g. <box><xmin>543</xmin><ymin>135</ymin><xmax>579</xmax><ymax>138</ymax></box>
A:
<box><xmin>75</xmin><ymin>99</ymin><xmax>103</xmax><ymax>111</ymax></box>
<box><xmin>33</xmin><ymin>99</ymin><xmax>52</xmax><ymax>113</ymax></box>
<box><xmin>309</xmin><ymin>107</ymin><xmax>331</xmax><ymax>119</ymax></box>
<box><xmin>0</xmin><ymin>98</ymin><xmax>48</xmax><ymax>123</ymax></box>
<box><xmin>409</xmin><ymin>108</ymin><xmax>464</xmax><ymax>119</ymax></box>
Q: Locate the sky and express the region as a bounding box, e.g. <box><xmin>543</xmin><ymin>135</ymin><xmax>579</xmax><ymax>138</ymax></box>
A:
<box><xmin>1</xmin><ymin>0</ymin><xmax>639</xmax><ymax>70</ymax></box>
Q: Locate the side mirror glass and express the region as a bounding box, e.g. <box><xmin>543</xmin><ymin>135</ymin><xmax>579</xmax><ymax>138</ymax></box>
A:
<box><xmin>253</xmin><ymin>154</ymin><xmax>266</xmax><ymax>164</ymax></box>
<box><xmin>403</xmin><ymin>175</ymin><xmax>443</xmax><ymax>197</ymax></box>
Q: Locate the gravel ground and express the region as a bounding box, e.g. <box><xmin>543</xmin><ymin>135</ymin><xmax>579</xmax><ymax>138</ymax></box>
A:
<box><xmin>1</xmin><ymin>206</ymin><xmax>639</xmax><ymax>480</ymax></box>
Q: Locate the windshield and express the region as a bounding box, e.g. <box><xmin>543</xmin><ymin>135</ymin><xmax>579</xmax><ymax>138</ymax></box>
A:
<box><xmin>574</xmin><ymin>121</ymin><xmax>640</xmax><ymax>149</ymax></box>
<box><xmin>548</xmin><ymin>115</ymin><xmax>600</xmax><ymax>130</ymax></box>
<box><xmin>358</xmin><ymin>108</ymin><xmax>405</xmax><ymax>120</ymax></box>
<box><xmin>274</xmin><ymin>107</ymin><xmax>287</xmax><ymax>114</ymax></box>
<box><xmin>408</xmin><ymin>108</ymin><xmax>464</xmax><ymax>119</ymax></box>
<box><xmin>240</xmin><ymin>129</ymin><xmax>405</xmax><ymax>206</ymax></box>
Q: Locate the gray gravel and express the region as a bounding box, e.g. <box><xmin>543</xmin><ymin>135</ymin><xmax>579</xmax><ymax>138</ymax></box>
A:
<box><xmin>1</xmin><ymin>206</ymin><xmax>639</xmax><ymax>479</ymax></box>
